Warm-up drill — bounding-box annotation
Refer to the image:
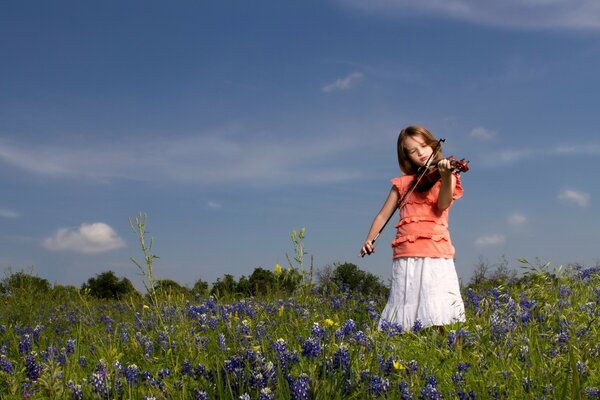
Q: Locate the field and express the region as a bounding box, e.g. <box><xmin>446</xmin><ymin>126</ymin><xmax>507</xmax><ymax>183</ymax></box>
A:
<box><xmin>1</xmin><ymin>260</ymin><xmax>599</xmax><ymax>400</ymax></box>
<box><xmin>1</xmin><ymin>221</ymin><xmax>599</xmax><ymax>399</ymax></box>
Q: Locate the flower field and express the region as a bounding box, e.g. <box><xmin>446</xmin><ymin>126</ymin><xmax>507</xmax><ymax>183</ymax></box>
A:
<box><xmin>1</xmin><ymin>261</ymin><xmax>599</xmax><ymax>399</ymax></box>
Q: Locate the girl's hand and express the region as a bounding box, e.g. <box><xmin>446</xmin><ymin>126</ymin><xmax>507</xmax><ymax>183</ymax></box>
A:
<box><xmin>437</xmin><ymin>158</ymin><xmax>453</xmax><ymax>179</ymax></box>
<box><xmin>359</xmin><ymin>240</ymin><xmax>375</xmax><ymax>257</ymax></box>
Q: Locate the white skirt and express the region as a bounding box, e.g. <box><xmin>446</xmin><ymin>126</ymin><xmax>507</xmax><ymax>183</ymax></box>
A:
<box><xmin>378</xmin><ymin>257</ymin><xmax>465</xmax><ymax>331</ymax></box>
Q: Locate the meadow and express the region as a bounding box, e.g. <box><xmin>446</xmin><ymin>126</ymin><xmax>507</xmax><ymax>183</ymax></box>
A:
<box><xmin>0</xmin><ymin>218</ymin><xmax>599</xmax><ymax>399</ymax></box>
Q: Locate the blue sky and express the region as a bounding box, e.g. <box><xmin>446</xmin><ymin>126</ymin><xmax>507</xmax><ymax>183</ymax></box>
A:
<box><xmin>1</xmin><ymin>1</ymin><xmax>599</xmax><ymax>290</ymax></box>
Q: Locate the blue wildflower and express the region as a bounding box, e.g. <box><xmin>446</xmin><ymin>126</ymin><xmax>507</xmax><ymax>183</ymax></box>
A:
<box><xmin>301</xmin><ymin>337</ymin><xmax>321</xmax><ymax>358</ymax></box>
<box><xmin>398</xmin><ymin>381</ymin><xmax>414</xmax><ymax>400</ymax></box>
<box><xmin>125</xmin><ymin>364</ymin><xmax>139</xmax><ymax>385</ymax></box>
<box><xmin>311</xmin><ymin>322</ymin><xmax>325</xmax><ymax>339</ymax></box>
<box><xmin>289</xmin><ymin>373</ymin><xmax>310</xmax><ymax>400</ymax></box>
<box><xmin>332</xmin><ymin>346</ymin><xmax>350</xmax><ymax>372</ymax></box>
<box><xmin>25</xmin><ymin>353</ymin><xmax>42</xmax><ymax>381</ymax></box>
<box><xmin>19</xmin><ymin>334</ymin><xmax>32</xmax><ymax>354</ymax></box>
<box><xmin>412</xmin><ymin>319</ymin><xmax>423</xmax><ymax>333</ymax></box>
<box><xmin>67</xmin><ymin>381</ymin><xmax>83</xmax><ymax>400</ymax></box>
<box><xmin>369</xmin><ymin>375</ymin><xmax>390</xmax><ymax>397</ymax></box>
<box><xmin>257</xmin><ymin>387</ymin><xmax>275</xmax><ymax>400</ymax></box>
<box><xmin>66</xmin><ymin>339</ymin><xmax>76</xmax><ymax>355</ymax></box>
<box><xmin>0</xmin><ymin>355</ymin><xmax>14</xmax><ymax>374</ymax></box>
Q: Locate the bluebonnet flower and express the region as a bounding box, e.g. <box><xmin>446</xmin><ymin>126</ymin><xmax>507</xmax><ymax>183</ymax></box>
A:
<box><xmin>142</xmin><ymin>396</ymin><xmax>156</xmax><ymax>400</ymax></box>
<box><xmin>158</xmin><ymin>368</ymin><xmax>172</xmax><ymax>379</ymax></box>
<box><xmin>33</xmin><ymin>325</ymin><xmax>43</xmax><ymax>343</ymax></box>
<box><xmin>78</xmin><ymin>356</ymin><xmax>87</xmax><ymax>368</ymax></box>
<box><xmin>257</xmin><ymin>387</ymin><xmax>275</xmax><ymax>400</ymax></box>
<box><xmin>181</xmin><ymin>360</ymin><xmax>193</xmax><ymax>377</ymax></box>
<box><xmin>412</xmin><ymin>319</ymin><xmax>423</xmax><ymax>333</ymax></box>
<box><xmin>91</xmin><ymin>372</ymin><xmax>110</xmax><ymax>398</ymax></box>
<box><xmin>379</xmin><ymin>319</ymin><xmax>403</xmax><ymax>337</ymax></box>
<box><xmin>456</xmin><ymin>389</ymin><xmax>477</xmax><ymax>400</ymax></box>
<box><xmin>67</xmin><ymin>381</ymin><xmax>83</xmax><ymax>400</ymax></box>
<box><xmin>311</xmin><ymin>322</ymin><xmax>325</xmax><ymax>339</ymax></box>
<box><xmin>301</xmin><ymin>337</ymin><xmax>321</xmax><ymax>358</ymax></box>
<box><xmin>584</xmin><ymin>387</ymin><xmax>599</xmax><ymax>398</ymax></box>
<box><xmin>289</xmin><ymin>373</ymin><xmax>310</xmax><ymax>400</ymax></box>
<box><xmin>66</xmin><ymin>339</ymin><xmax>76</xmax><ymax>355</ymax></box>
<box><xmin>369</xmin><ymin>375</ymin><xmax>390</xmax><ymax>397</ymax></box>
<box><xmin>332</xmin><ymin>346</ymin><xmax>350</xmax><ymax>372</ymax></box>
<box><xmin>25</xmin><ymin>353</ymin><xmax>42</xmax><ymax>381</ymax></box>
<box><xmin>335</xmin><ymin>319</ymin><xmax>357</xmax><ymax>340</ymax></box>
<box><xmin>354</xmin><ymin>330</ymin><xmax>368</xmax><ymax>347</ymax></box>
<box><xmin>57</xmin><ymin>350</ymin><xmax>67</xmax><ymax>367</ymax></box>
<box><xmin>447</xmin><ymin>330</ymin><xmax>457</xmax><ymax>347</ymax></box>
<box><xmin>125</xmin><ymin>364</ymin><xmax>139</xmax><ymax>385</ymax></box>
<box><xmin>0</xmin><ymin>355</ymin><xmax>14</xmax><ymax>374</ymax></box>
<box><xmin>522</xmin><ymin>377</ymin><xmax>533</xmax><ymax>392</ymax></box>
<box><xmin>457</xmin><ymin>363</ymin><xmax>471</xmax><ymax>373</ymax></box>
<box><xmin>398</xmin><ymin>381</ymin><xmax>414</xmax><ymax>400</ymax></box>
<box><xmin>272</xmin><ymin>338</ymin><xmax>287</xmax><ymax>353</ymax></box>
<box><xmin>407</xmin><ymin>360</ymin><xmax>419</xmax><ymax>375</ymax></box>
<box><xmin>218</xmin><ymin>333</ymin><xmax>227</xmax><ymax>350</ymax></box>
<box><xmin>577</xmin><ymin>361</ymin><xmax>587</xmax><ymax>376</ymax></box>
<box><xmin>420</xmin><ymin>382</ymin><xmax>442</xmax><ymax>399</ymax></box>
<box><xmin>19</xmin><ymin>334</ymin><xmax>32</xmax><ymax>354</ymax></box>
<box><xmin>238</xmin><ymin>394</ymin><xmax>251</xmax><ymax>400</ymax></box>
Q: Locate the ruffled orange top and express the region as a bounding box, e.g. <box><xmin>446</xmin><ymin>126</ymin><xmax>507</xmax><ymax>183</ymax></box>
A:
<box><xmin>390</xmin><ymin>172</ymin><xmax>463</xmax><ymax>259</ymax></box>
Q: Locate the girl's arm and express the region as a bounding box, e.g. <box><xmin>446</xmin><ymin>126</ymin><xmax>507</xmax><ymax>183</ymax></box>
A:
<box><xmin>437</xmin><ymin>159</ymin><xmax>456</xmax><ymax>211</ymax></box>
<box><xmin>360</xmin><ymin>187</ymin><xmax>399</xmax><ymax>256</ymax></box>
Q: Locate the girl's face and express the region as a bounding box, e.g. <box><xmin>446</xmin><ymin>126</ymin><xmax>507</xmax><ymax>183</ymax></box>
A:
<box><xmin>404</xmin><ymin>134</ymin><xmax>433</xmax><ymax>167</ymax></box>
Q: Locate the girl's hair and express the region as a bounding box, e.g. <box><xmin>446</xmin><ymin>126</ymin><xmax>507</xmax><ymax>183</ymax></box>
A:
<box><xmin>397</xmin><ymin>125</ymin><xmax>443</xmax><ymax>175</ymax></box>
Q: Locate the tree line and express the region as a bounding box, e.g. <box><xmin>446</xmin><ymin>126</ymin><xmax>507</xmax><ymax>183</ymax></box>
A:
<box><xmin>0</xmin><ymin>262</ymin><xmax>390</xmax><ymax>301</ymax></box>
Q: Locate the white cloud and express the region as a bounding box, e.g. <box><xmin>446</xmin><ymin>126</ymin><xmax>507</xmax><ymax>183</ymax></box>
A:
<box><xmin>322</xmin><ymin>72</ymin><xmax>364</xmax><ymax>93</ymax></box>
<box><xmin>508</xmin><ymin>214</ymin><xmax>527</xmax><ymax>225</ymax></box>
<box><xmin>470</xmin><ymin>127</ymin><xmax>496</xmax><ymax>141</ymax></box>
<box><xmin>336</xmin><ymin>0</ymin><xmax>600</xmax><ymax>30</ymax></box>
<box><xmin>475</xmin><ymin>234</ymin><xmax>506</xmax><ymax>246</ymax></box>
<box><xmin>207</xmin><ymin>201</ymin><xmax>222</xmax><ymax>209</ymax></box>
<box><xmin>42</xmin><ymin>222</ymin><xmax>126</xmax><ymax>254</ymax></box>
<box><xmin>558</xmin><ymin>189</ymin><xmax>590</xmax><ymax>208</ymax></box>
<box><xmin>0</xmin><ymin>208</ymin><xmax>19</xmax><ymax>218</ymax></box>
<box><xmin>553</xmin><ymin>144</ymin><xmax>600</xmax><ymax>156</ymax></box>
<box><xmin>0</xmin><ymin>129</ymin><xmax>365</xmax><ymax>186</ymax></box>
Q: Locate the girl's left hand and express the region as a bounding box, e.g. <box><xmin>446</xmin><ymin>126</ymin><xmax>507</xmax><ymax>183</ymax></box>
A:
<box><xmin>437</xmin><ymin>159</ymin><xmax>453</xmax><ymax>178</ymax></box>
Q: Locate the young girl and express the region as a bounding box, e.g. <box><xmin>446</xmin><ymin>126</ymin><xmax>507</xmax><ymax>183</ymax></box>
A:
<box><xmin>360</xmin><ymin>125</ymin><xmax>465</xmax><ymax>331</ymax></box>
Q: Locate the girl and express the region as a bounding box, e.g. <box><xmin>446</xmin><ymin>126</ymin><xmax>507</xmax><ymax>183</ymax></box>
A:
<box><xmin>360</xmin><ymin>125</ymin><xmax>465</xmax><ymax>331</ymax></box>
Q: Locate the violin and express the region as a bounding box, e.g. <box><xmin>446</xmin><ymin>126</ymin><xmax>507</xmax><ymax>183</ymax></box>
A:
<box><xmin>414</xmin><ymin>156</ymin><xmax>469</xmax><ymax>192</ymax></box>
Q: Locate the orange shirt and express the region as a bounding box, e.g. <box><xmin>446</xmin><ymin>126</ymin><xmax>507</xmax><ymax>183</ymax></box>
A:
<box><xmin>390</xmin><ymin>173</ymin><xmax>463</xmax><ymax>259</ymax></box>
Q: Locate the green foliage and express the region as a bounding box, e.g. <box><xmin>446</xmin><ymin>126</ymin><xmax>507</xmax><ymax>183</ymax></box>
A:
<box><xmin>317</xmin><ymin>262</ymin><xmax>389</xmax><ymax>297</ymax></box>
<box><xmin>153</xmin><ymin>279</ymin><xmax>190</xmax><ymax>297</ymax></box>
<box><xmin>192</xmin><ymin>278</ymin><xmax>209</xmax><ymax>296</ymax></box>
<box><xmin>81</xmin><ymin>270</ymin><xmax>138</xmax><ymax>300</ymax></box>
<box><xmin>0</xmin><ymin>269</ymin><xmax>50</xmax><ymax>296</ymax></box>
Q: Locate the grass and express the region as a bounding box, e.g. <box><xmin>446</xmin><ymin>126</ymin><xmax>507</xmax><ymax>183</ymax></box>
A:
<box><xmin>0</xmin><ymin>217</ymin><xmax>598</xmax><ymax>399</ymax></box>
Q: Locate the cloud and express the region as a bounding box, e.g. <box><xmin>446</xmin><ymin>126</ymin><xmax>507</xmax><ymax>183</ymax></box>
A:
<box><xmin>470</xmin><ymin>127</ymin><xmax>496</xmax><ymax>141</ymax></box>
<box><xmin>0</xmin><ymin>208</ymin><xmax>19</xmax><ymax>218</ymax></box>
<box><xmin>558</xmin><ymin>189</ymin><xmax>590</xmax><ymax>208</ymax></box>
<box><xmin>207</xmin><ymin>201</ymin><xmax>222</xmax><ymax>209</ymax></box>
<box><xmin>42</xmin><ymin>222</ymin><xmax>126</xmax><ymax>254</ymax></box>
<box><xmin>322</xmin><ymin>72</ymin><xmax>364</xmax><ymax>93</ymax></box>
<box><xmin>508</xmin><ymin>214</ymin><xmax>527</xmax><ymax>225</ymax></box>
<box><xmin>475</xmin><ymin>234</ymin><xmax>505</xmax><ymax>246</ymax></box>
<box><xmin>0</xmin><ymin>130</ymin><xmax>365</xmax><ymax>186</ymax></box>
<box><xmin>336</xmin><ymin>0</ymin><xmax>600</xmax><ymax>30</ymax></box>
<box><xmin>552</xmin><ymin>144</ymin><xmax>600</xmax><ymax>156</ymax></box>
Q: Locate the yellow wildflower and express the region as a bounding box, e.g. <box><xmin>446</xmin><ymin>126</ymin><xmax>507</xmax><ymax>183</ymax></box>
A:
<box><xmin>393</xmin><ymin>360</ymin><xmax>405</xmax><ymax>370</ymax></box>
<box><xmin>324</xmin><ymin>318</ymin><xmax>335</xmax><ymax>327</ymax></box>
<box><xmin>278</xmin><ymin>305</ymin><xmax>285</xmax><ymax>317</ymax></box>
<box><xmin>274</xmin><ymin>263</ymin><xmax>283</xmax><ymax>276</ymax></box>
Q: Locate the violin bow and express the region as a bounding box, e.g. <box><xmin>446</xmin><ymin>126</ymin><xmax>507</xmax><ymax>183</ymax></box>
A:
<box><xmin>360</xmin><ymin>138</ymin><xmax>445</xmax><ymax>257</ymax></box>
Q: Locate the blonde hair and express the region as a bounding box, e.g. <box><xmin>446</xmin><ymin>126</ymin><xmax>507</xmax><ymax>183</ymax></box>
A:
<box><xmin>397</xmin><ymin>125</ymin><xmax>443</xmax><ymax>175</ymax></box>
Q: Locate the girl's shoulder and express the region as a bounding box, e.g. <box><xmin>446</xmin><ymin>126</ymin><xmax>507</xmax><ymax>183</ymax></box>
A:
<box><xmin>390</xmin><ymin>175</ymin><xmax>414</xmax><ymax>192</ymax></box>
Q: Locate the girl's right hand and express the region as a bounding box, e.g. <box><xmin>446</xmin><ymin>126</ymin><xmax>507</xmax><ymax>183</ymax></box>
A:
<box><xmin>359</xmin><ymin>240</ymin><xmax>375</xmax><ymax>257</ymax></box>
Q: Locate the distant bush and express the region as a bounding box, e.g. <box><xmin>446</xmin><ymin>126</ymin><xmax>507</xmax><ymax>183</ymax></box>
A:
<box><xmin>317</xmin><ymin>262</ymin><xmax>389</xmax><ymax>297</ymax></box>
<box><xmin>81</xmin><ymin>270</ymin><xmax>139</xmax><ymax>300</ymax></box>
<box><xmin>0</xmin><ymin>269</ymin><xmax>51</xmax><ymax>297</ymax></box>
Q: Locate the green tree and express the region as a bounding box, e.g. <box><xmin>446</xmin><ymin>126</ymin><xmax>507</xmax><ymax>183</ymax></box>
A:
<box><xmin>192</xmin><ymin>278</ymin><xmax>209</xmax><ymax>297</ymax></box>
<box><xmin>153</xmin><ymin>279</ymin><xmax>190</xmax><ymax>297</ymax></box>
<box><xmin>318</xmin><ymin>262</ymin><xmax>388</xmax><ymax>297</ymax></box>
<box><xmin>82</xmin><ymin>271</ymin><xmax>138</xmax><ymax>300</ymax></box>
<box><xmin>0</xmin><ymin>270</ymin><xmax>50</xmax><ymax>296</ymax></box>
<box><xmin>210</xmin><ymin>274</ymin><xmax>238</xmax><ymax>298</ymax></box>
